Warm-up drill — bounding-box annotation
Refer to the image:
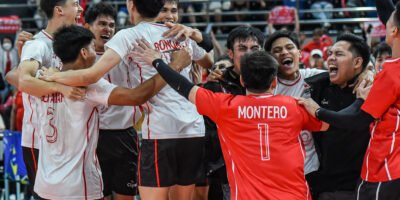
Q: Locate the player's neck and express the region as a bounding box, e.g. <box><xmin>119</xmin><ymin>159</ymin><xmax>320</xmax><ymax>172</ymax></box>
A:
<box><xmin>45</xmin><ymin>19</ymin><xmax>64</xmax><ymax>37</ymax></box>
<box><xmin>391</xmin><ymin>41</ymin><xmax>400</xmax><ymax>58</ymax></box>
<box><xmin>246</xmin><ymin>88</ymin><xmax>273</xmax><ymax>96</ymax></box>
<box><xmin>62</xmin><ymin>60</ymin><xmax>86</xmax><ymax>72</ymax></box>
<box><xmin>278</xmin><ymin>70</ymin><xmax>299</xmax><ymax>81</ymax></box>
<box><xmin>135</xmin><ymin>16</ymin><xmax>156</xmax><ymax>25</ymax></box>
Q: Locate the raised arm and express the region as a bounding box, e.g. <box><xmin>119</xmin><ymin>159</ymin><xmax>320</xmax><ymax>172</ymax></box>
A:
<box><xmin>108</xmin><ymin>46</ymin><xmax>192</xmax><ymax>106</ymax></box>
<box><xmin>42</xmin><ymin>48</ymin><xmax>121</xmax><ymax>87</ymax></box>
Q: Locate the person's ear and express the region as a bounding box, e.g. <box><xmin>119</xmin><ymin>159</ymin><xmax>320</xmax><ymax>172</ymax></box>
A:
<box><xmin>80</xmin><ymin>48</ymin><xmax>88</xmax><ymax>60</ymax></box>
<box><xmin>271</xmin><ymin>78</ymin><xmax>277</xmax><ymax>89</ymax></box>
<box><xmin>228</xmin><ymin>49</ymin><xmax>234</xmax><ymax>60</ymax></box>
<box><xmin>84</xmin><ymin>23</ymin><xmax>91</xmax><ymax>30</ymax></box>
<box><xmin>353</xmin><ymin>57</ymin><xmax>364</xmax><ymax>73</ymax></box>
<box><xmin>54</xmin><ymin>6</ymin><xmax>63</xmax><ymax>17</ymax></box>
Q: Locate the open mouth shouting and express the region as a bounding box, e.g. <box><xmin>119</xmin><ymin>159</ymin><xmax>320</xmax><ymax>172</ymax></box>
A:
<box><xmin>328</xmin><ymin>63</ymin><xmax>338</xmax><ymax>78</ymax></box>
<box><xmin>281</xmin><ymin>57</ymin><xmax>294</xmax><ymax>69</ymax></box>
<box><xmin>100</xmin><ymin>34</ymin><xmax>111</xmax><ymax>43</ymax></box>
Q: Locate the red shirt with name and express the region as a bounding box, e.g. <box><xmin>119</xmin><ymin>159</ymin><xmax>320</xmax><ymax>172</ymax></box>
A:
<box><xmin>195</xmin><ymin>88</ymin><xmax>322</xmax><ymax>200</ymax></box>
<box><xmin>361</xmin><ymin>57</ymin><xmax>400</xmax><ymax>182</ymax></box>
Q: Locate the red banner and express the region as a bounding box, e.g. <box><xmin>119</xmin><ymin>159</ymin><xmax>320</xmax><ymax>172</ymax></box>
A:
<box><xmin>0</xmin><ymin>16</ymin><xmax>21</xmax><ymax>34</ymax></box>
<box><xmin>268</xmin><ymin>6</ymin><xmax>295</xmax><ymax>25</ymax></box>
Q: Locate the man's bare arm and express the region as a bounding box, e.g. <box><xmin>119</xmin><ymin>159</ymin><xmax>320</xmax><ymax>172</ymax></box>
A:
<box><xmin>6</xmin><ymin>68</ymin><xmax>19</xmax><ymax>88</ymax></box>
<box><xmin>42</xmin><ymin>49</ymin><xmax>122</xmax><ymax>87</ymax></box>
<box><xmin>17</xmin><ymin>61</ymin><xmax>86</xmax><ymax>99</ymax></box>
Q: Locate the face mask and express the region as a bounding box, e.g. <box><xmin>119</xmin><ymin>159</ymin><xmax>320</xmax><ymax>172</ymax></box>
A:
<box><xmin>3</xmin><ymin>43</ymin><xmax>11</xmax><ymax>51</ymax></box>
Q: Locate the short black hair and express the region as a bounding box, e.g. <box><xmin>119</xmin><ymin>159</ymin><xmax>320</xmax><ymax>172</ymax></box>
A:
<box><xmin>40</xmin><ymin>0</ymin><xmax>67</xmax><ymax>19</ymax></box>
<box><xmin>264</xmin><ymin>30</ymin><xmax>300</xmax><ymax>52</ymax></box>
<box><xmin>85</xmin><ymin>2</ymin><xmax>117</xmax><ymax>25</ymax></box>
<box><xmin>336</xmin><ymin>33</ymin><xmax>370</xmax><ymax>70</ymax></box>
<box><xmin>240</xmin><ymin>51</ymin><xmax>278</xmax><ymax>92</ymax></box>
<box><xmin>53</xmin><ymin>25</ymin><xmax>95</xmax><ymax>64</ymax></box>
<box><xmin>226</xmin><ymin>26</ymin><xmax>264</xmax><ymax>50</ymax></box>
<box><xmin>132</xmin><ymin>0</ymin><xmax>165</xmax><ymax>18</ymax></box>
<box><xmin>373</xmin><ymin>42</ymin><xmax>392</xmax><ymax>58</ymax></box>
<box><xmin>393</xmin><ymin>1</ymin><xmax>400</xmax><ymax>27</ymax></box>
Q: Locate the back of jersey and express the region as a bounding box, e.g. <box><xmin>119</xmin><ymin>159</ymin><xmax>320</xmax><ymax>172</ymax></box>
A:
<box><xmin>195</xmin><ymin>88</ymin><xmax>322</xmax><ymax>199</ymax></box>
<box><xmin>106</xmin><ymin>22</ymin><xmax>206</xmax><ymax>139</ymax></box>
<box><xmin>20</xmin><ymin>30</ymin><xmax>62</xmax><ymax>149</ymax></box>
<box><xmin>34</xmin><ymin>79</ymin><xmax>115</xmax><ymax>200</ymax></box>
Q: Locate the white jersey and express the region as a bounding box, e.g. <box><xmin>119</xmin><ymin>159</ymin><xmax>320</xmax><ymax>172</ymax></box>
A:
<box><xmin>274</xmin><ymin>68</ymin><xmax>325</xmax><ymax>174</ymax></box>
<box><xmin>105</xmin><ymin>22</ymin><xmax>206</xmax><ymax>139</ymax></box>
<box><xmin>34</xmin><ymin>79</ymin><xmax>116</xmax><ymax>200</ymax></box>
<box><xmin>97</xmin><ymin>53</ymin><xmax>141</xmax><ymax>130</ymax></box>
<box><xmin>20</xmin><ymin>30</ymin><xmax>62</xmax><ymax>148</ymax></box>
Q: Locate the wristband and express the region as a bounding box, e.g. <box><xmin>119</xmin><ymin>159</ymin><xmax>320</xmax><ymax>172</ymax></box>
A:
<box><xmin>315</xmin><ymin>107</ymin><xmax>321</xmax><ymax>118</ymax></box>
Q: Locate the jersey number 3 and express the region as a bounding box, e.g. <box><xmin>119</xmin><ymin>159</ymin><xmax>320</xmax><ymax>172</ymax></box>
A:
<box><xmin>258</xmin><ymin>123</ymin><xmax>270</xmax><ymax>161</ymax></box>
<box><xmin>46</xmin><ymin>107</ymin><xmax>58</xmax><ymax>143</ymax></box>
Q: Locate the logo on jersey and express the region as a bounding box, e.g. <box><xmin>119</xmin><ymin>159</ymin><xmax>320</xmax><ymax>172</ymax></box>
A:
<box><xmin>321</xmin><ymin>98</ymin><xmax>329</xmax><ymax>105</ymax></box>
<box><xmin>301</xmin><ymin>83</ymin><xmax>311</xmax><ymax>98</ymax></box>
<box><xmin>154</xmin><ymin>39</ymin><xmax>183</xmax><ymax>52</ymax></box>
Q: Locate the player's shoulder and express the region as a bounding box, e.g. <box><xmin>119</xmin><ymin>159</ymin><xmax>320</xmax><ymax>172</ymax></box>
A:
<box><xmin>300</xmin><ymin>68</ymin><xmax>326</xmax><ymax>78</ymax></box>
<box><xmin>382</xmin><ymin>57</ymin><xmax>400</xmax><ymax>71</ymax></box>
<box><xmin>24</xmin><ymin>38</ymin><xmax>47</xmax><ymax>49</ymax></box>
<box><xmin>134</xmin><ymin>22</ymin><xmax>169</xmax><ymax>32</ymax></box>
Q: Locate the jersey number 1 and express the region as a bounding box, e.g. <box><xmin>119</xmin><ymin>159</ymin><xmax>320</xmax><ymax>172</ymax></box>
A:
<box><xmin>258</xmin><ymin>123</ymin><xmax>270</xmax><ymax>161</ymax></box>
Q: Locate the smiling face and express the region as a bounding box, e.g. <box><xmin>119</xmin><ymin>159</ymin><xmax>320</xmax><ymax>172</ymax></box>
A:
<box><xmin>156</xmin><ymin>1</ymin><xmax>178</xmax><ymax>23</ymax></box>
<box><xmin>86</xmin><ymin>15</ymin><xmax>116</xmax><ymax>53</ymax></box>
<box><xmin>270</xmin><ymin>37</ymin><xmax>301</xmax><ymax>80</ymax></box>
<box><xmin>327</xmin><ymin>41</ymin><xmax>362</xmax><ymax>87</ymax></box>
<box><xmin>61</xmin><ymin>0</ymin><xmax>83</xmax><ymax>25</ymax></box>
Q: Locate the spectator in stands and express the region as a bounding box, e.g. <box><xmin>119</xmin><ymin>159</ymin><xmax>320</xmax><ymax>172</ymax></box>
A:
<box><xmin>309</xmin><ymin>0</ymin><xmax>334</xmax><ymax>27</ymax></box>
<box><xmin>308</xmin><ymin>49</ymin><xmax>326</xmax><ymax>69</ymax></box>
<box><xmin>231</xmin><ymin>0</ymin><xmax>248</xmax><ymax>22</ymax></box>
<box><xmin>208</xmin><ymin>0</ymin><xmax>231</xmax><ymax>34</ymax></box>
<box><xmin>373</xmin><ymin>42</ymin><xmax>392</xmax><ymax>72</ymax></box>
<box><xmin>0</xmin><ymin>37</ymin><xmax>18</xmax><ymax>103</ymax></box>
<box><xmin>266</xmin><ymin>6</ymin><xmax>300</xmax><ymax>35</ymax></box>
<box><xmin>179</xmin><ymin>1</ymin><xmax>206</xmax><ymax>24</ymax></box>
<box><xmin>302</xmin><ymin>28</ymin><xmax>333</xmax><ymax>55</ymax></box>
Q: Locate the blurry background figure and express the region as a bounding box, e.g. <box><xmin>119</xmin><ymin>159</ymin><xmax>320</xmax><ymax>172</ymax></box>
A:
<box><xmin>310</xmin><ymin>0</ymin><xmax>334</xmax><ymax>27</ymax></box>
<box><xmin>208</xmin><ymin>0</ymin><xmax>231</xmax><ymax>34</ymax></box>
<box><xmin>117</xmin><ymin>7</ymin><xmax>129</xmax><ymax>26</ymax></box>
<box><xmin>267</xmin><ymin>6</ymin><xmax>300</xmax><ymax>36</ymax></box>
<box><xmin>308</xmin><ymin>49</ymin><xmax>326</xmax><ymax>69</ymax></box>
<box><xmin>373</xmin><ymin>42</ymin><xmax>391</xmax><ymax>73</ymax></box>
<box><xmin>0</xmin><ymin>37</ymin><xmax>17</xmax><ymax>130</ymax></box>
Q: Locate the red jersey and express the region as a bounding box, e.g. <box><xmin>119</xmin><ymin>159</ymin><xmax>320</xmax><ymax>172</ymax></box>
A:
<box><xmin>361</xmin><ymin>57</ymin><xmax>400</xmax><ymax>182</ymax></box>
<box><xmin>195</xmin><ymin>88</ymin><xmax>322</xmax><ymax>200</ymax></box>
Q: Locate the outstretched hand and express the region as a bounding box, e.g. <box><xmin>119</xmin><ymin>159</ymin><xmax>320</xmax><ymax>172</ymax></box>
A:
<box><xmin>131</xmin><ymin>38</ymin><xmax>162</xmax><ymax>65</ymax></box>
<box><xmin>356</xmin><ymin>80</ymin><xmax>372</xmax><ymax>100</ymax></box>
<box><xmin>296</xmin><ymin>97</ymin><xmax>320</xmax><ymax>118</ymax></box>
<box><xmin>163</xmin><ymin>22</ymin><xmax>202</xmax><ymax>43</ymax></box>
<box><xmin>353</xmin><ymin>69</ymin><xmax>374</xmax><ymax>94</ymax></box>
<box><xmin>169</xmin><ymin>48</ymin><xmax>191</xmax><ymax>71</ymax></box>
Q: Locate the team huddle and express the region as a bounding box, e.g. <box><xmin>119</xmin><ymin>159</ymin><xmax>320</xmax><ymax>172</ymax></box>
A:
<box><xmin>5</xmin><ymin>0</ymin><xmax>400</xmax><ymax>199</ymax></box>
